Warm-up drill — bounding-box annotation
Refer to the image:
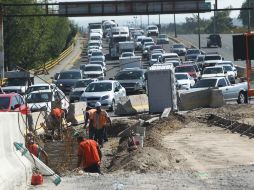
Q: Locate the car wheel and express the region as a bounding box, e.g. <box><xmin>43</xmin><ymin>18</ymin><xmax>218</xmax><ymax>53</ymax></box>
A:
<box><xmin>237</xmin><ymin>91</ymin><xmax>246</xmax><ymax>104</ymax></box>
<box><xmin>109</xmin><ymin>99</ymin><xmax>116</xmax><ymax>112</ymax></box>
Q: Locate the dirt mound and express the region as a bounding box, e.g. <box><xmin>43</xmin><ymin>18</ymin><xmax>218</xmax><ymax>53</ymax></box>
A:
<box><xmin>108</xmin><ymin>118</ymin><xmax>139</xmax><ymax>137</ymax></box>
<box><xmin>109</xmin><ymin>147</ymin><xmax>171</xmax><ymax>172</ymax></box>
<box><xmin>107</xmin><ymin>114</ymin><xmax>185</xmax><ymax>173</ymax></box>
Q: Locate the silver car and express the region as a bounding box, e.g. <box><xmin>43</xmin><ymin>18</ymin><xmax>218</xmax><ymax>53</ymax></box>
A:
<box><xmin>80</xmin><ymin>80</ymin><xmax>126</xmax><ymax>111</ymax></box>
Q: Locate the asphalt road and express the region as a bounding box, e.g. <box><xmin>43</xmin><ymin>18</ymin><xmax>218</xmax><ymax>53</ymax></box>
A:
<box><xmin>178</xmin><ymin>34</ymin><xmax>246</xmax><ymax>68</ymax></box>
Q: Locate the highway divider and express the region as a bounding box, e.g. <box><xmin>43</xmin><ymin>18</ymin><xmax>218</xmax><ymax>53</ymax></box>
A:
<box><xmin>177</xmin><ymin>88</ymin><xmax>225</xmax><ymax>111</ymax></box>
<box><xmin>115</xmin><ymin>94</ymin><xmax>149</xmax><ymax>116</ymax></box>
<box><xmin>0</xmin><ymin>112</ymin><xmax>32</xmax><ymax>189</ymax></box>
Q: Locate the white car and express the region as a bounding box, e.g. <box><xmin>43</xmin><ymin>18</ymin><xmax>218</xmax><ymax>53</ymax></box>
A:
<box><xmin>201</xmin><ymin>66</ymin><xmax>227</xmax><ymax>79</ymax></box>
<box><xmin>26</xmin><ymin>83</ymin><xmax>57</xmax><ymax>95</ymax></box>
<box><xmin>89</xmin><ymin>50</ymin><xmax>105</xmax><ymax>62</ymax></box>
<box><xmin>170</xmin><ymin>44</ymin><xmax>187</xmax><ymax>56</ymax></box>
<box><xmin>87</xmin><ymin>40</ymin><xmax>102</xmax><ymax>50</ymax></box>
<box><xmin>216</xmin><ymin>61</ymin><xmax>237</xmax><ymax>78</ymax></box>
<box><xmin>120</xmin><ymin>52</ymin><xmax>135</xmax><ymax>58</ymax></box>
<box><xmin>149</xmin><ymin>52</ymin><xmax>162</xmax><ymax>66</ymax></box>
<box><xmin>83</xmin><ymin>64</ymin><xmax>104</xmax><ymax>79</ymax></box>
<box><xmin>87</xmin><ymin>47</ymin><xmax>100</xmax><ymax>58</ymax></box>
<box><xmin>135</xmin><ymin>35</ymin><xmax>146</xmax><ymax>50</ymax></box>
<box><xmin>27</xmin><ymin>89</ymin><xmax>69</xmax><ymax>113</ymax></box>
<box><xmin>80</xmin><ymin>80</ymin><xmax>126</xmax><ymax>111</ymax></box>
<box><xmin>69</xmin><ymin>78</ymin><xmax>98</xmax><ymax>103</ymax></box>
<box><xmin>89</xmin><ymin>60</ymin><xmax>106</xmax><ymax>73</ymax></box>
<box><xmin>146</xmin><ymin>25</ymin><xmax>159</xmax><ymax>36</ymax></box>
<box><xmin>89</xmin><ymin>32</ymin><xmax>102</xmax><ymax>41</ymax></box>
<box><xmin>175</xmin><ymin>72</ymin><xmax>195</xmax><ymax>90</ymax></box>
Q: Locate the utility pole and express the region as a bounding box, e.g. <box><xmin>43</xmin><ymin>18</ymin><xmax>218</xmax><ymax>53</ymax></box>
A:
<box><xmin>159</xmin><ymin>14</ymin><xmax>161</xmax><ymax>33</ymax></box>
<box><xmin>140</xmin><ymin>15</ymin><xmax>142</xmax><ymax>28</ymax></box>
<box><xmin>213</xmin><ymin>0</ymin><xmax>217</xmax><ymax>34</ymax></box>
<box><xmin>248</xmin><ymin>0</ymin><xmax>251</xmax><ymax>32</ymax></box>
<box><xmin>148</xmin><ymin>14</ymin><xmax>150</xmax><ymax>25</ymax></box>
<box><xmin>198</xmin><ymin>12</ymin><xmax>201</xmax><ymax>49</ymax></box>
<box><xmin>174</xmin><ymin>13</ymin><xmax>177</xmax><ymax>38</ymax></box>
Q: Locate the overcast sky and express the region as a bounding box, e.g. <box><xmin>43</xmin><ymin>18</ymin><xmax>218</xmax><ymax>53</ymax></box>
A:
<box><xmin>55</xmin><ymin>0</ymin><xmax>245</xmax><ymax>27</ymax></box>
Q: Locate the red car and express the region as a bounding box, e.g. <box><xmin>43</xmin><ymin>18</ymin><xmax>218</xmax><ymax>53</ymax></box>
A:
<box><xmin>0</xmin><ymin>93</ymin><xmax>29</xmax><ymax>114</ymax></box>
<box><xmin>175</xmin><ymin>64</ymin><xmax>198</xmax><ymax>79</ymax></box>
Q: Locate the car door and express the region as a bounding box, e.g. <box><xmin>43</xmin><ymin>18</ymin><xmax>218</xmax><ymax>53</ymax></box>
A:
<box><xmin>118</xmin><ymin>82</ymin><xmax>126</xmax><ymax>97</ymax></box>
<box><xmin>218</xmin><ymin>78</ymin><xmax>230</xmax><ymax>100</ymax></box>
<box><xmin>113</xmin><ymin>82</ymin><xmax>120</xmax><ymax>103</ymax></box>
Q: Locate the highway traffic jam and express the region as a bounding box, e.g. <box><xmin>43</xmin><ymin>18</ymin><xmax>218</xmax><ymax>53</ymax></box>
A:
<box><xmin>0</xmin><ymin>20</ymin><xmax>248</xmax><ymax>115</ymax></box>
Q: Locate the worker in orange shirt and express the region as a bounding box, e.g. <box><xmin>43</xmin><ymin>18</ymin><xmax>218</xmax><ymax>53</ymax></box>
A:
<box><xmin>92</xmin><ymin>102</ymin><xmax>111</xmax><ymax>148</ymax></box>
<box><xmin>76</xmin><ymin>135</ymin><xmax>102</xmax><ymax>173</ymax></box>
<box><xmin>84</xmin><ymin>106</ymin><xmax>96</xmax><ymax>139</ymax></box>
<box><xmin>26</xmin><ymin>133</ymin><xmax>49</xmax><ymax>165</ymax></box>
<box><xmin>51</xmin><ymin>107</ymin><xmax>64</xmax><ymax>140</ymax></box>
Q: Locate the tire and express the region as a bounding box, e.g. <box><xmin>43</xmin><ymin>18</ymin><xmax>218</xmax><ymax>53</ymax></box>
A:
<box><xmin>237</xmin><ymin>91</ymin><xmax>246</xmax><ymax>104</ymax></box>
<box><xmin>109</xmin><ymin>100</ymin><xmax>115</xmax><ymax>112</ymax></box>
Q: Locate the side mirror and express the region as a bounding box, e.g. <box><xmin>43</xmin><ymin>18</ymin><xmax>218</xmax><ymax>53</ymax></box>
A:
<box><xmin>222</xmin><ymin>57</ymin><xmax>224</xmax><ymax>60</ymax></box>
<box><xmin>224</xmin><ymin>71</ymin><xmax>227</xmax><ymax>74</ymax></box>
<box><xmin>218</xmin><ymin>84</ymin><xmax>223</xmax><ymax>87</ymax></box>
<box><xmin>114</xmin><ymin>88</ymin><xmax>119</xmax><ymax>92</ymax></box>
<box><xmin>50</xmin><ymin>76</ymin><xmax>54</xmax><ymax>79</ymax></box>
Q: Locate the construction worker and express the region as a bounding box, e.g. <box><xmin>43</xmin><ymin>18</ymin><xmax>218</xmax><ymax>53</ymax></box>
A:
<box><xmin>76</xmin><ymin>135</ymin><xmax>102</xmax><ymax>173</ymax></box>
<box><xmin>51</xmin><ymin>107</ymin><xmax>64</xmax><ymax>140</ymax></box>
<box><xmin>84</xmin><ymin>106</ymin><xmax>96</xmax><ymax>139</ymax></box>
<box><xmin>26</xmin><ymin>134</ymin><xmax>49</xmax><ymax>165</ymax></box>
<box><xmin>92</xmin><ymin>102</ymin><xmax>111</xmax><ymax>148</ymax></box>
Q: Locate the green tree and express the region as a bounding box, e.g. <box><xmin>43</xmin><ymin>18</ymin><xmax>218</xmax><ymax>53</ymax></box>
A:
<box><xmin>1</xmin><ymin>0</ymin><xmax>77</xmax><ymax>70</ymax></box>
<box><xmin>205</xmin><ymin>9</ymin><xmax>234</xmax><ymax>33</ymax></box>
<box><xmin>239</xmin><ymin>0</ymin><xmax>254</xmax><ymax>27</ymax></box>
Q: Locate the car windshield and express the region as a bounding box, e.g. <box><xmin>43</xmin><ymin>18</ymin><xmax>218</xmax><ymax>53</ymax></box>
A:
<box><xmin>26</xmin><ymin>86</ymin><xmax>49</xmax><ymax>94</ymax></box>
<box><xmin>158</xmin><ymin>34</ymin><xmax>167</xmax><ymax>38</ymax></box>
<box><xmin>152</xmin><ymin>54</ymin><xmax>161</xmax><ymax>59</ymax></box>
<box><xmin>6</xmin><ymin>78</ymin><xmax>27</xmax><ymax>86</ymax></box>
<box><xmin>90</xmin><ymin>57</ymin><xmax>103</xmax><ymax>62</ymax></box>
<box><xmin>193</xmin><ymin>79</ymin><xmax>217</xmax><ymax>88</ymax></box>
<box><xmin>173</xmin><ymin>44</ymin><xmax>184</xmax><ymax>48</ymax></box>
<box><xmin>187</xmin><ymin>50</ymin><xmax>200</xmax><ymax>54</ymax></box>
<box><xmin>85</xmin><ymin>83</ymin><xmax>112</xmax><ymax>92</ymax></box>
<box><xmin>175</xmin><ymin>66</ymin><xmax>195</xmax><ymax>72</ymax></box>
<box><xmin>122</xmin><ymin>53</ymin><xmax>133</xmax><ymax>57</ymax></box>
<box><xmin>85</xmin><ymin>66</ymin><xmax>102</xmax><ymax>71</ymax></box>
<box><xmin>197</xmin><ymin>56</ymin><xmax>205</xmax><ymax>62</ymax></box>
<box><xmin>175</xmin><ymin>74</ymin><xmax>188</xmax><ymax>80</ymax></box>
<box><xmin>89</xmin><ymin>42</ymin><xmax>100</xmax><ymax>47</ymax></box>
<box><xmin>115</xmin><ymin>71</ymin><xmax>142</xmax><ymax>80</ymax></box>
<box><xmin>205</xmin><ymin>55</ymin><xmax>221</xmax><ymax>61</ymax></box>
<box><xmin>27</xmin><ymin>92</ymin><xmax>52</xmax><ymax>103</ymax></box>
<box><xmin>75</xmin><ymin>80</ymin><xmax>93</xmax><ymax>88</ymax></box>
<box><xmin>203</xmin><ymin>67</ymin><xmax>223</xmax><ymax>74</ymax></box>
<box><xmin>0</xmin><ymin>97</ymin><xmax>10</xmax><ymax>109</ymax></box>
<box><xmin>92</xmin><ymin>52</ymin><xmax>103</xmax><ymax>56</ymax></box>
<box><xmin>148</xmin><ymin>27</ymin><xmax>157</xmax><ymax>30</ymax></box>
<box><xmin>59</xmin><ymin>72</ymin><xmax>81</xmax><ymax>79</ymax></box>
<box><xmin>223</xmin><ymin>66</ymin><xmax>233</xmax><ymax>72</ymax></box>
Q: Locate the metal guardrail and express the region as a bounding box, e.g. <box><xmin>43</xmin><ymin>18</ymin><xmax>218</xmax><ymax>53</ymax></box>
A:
<box><xmin>31</xmin><ymin>44</ymin><xmax>74</xmax><ymax>75</ymax></box>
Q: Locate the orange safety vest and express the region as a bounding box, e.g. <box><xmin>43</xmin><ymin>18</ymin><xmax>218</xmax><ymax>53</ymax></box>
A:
<box><xmin>88</xmin><ymin>109</ymin><xmax>96</xmax><ymax>120</ymax></box>
<box><xmin>27</xmin><ymin>143</ymin><xmax>39</xmax><ymax>157</ymax></box>
<box><xmin>78</xmin><ymin>140</ymin><xmax>100</xmax><ymax>168</ymax></box>
<box><xmin>92</xmin><ymin>110</ymin><xmax>108</xmax><ymax>129</ymax></box>
<box><xmin>52</xmin><ymin>108</ymin><xmax>63</xmax><ymax>118</ymax></box>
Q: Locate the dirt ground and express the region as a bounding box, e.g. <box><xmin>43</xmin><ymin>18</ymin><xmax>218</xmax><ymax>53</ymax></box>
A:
<box><xmin>31</xmin><ymin>105</ymin><xmax>254</xmax><ymax>189</ymax></box>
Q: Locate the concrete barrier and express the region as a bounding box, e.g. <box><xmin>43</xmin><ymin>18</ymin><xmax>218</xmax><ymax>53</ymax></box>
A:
<box><xmin>115</xmin><ymin>94</ymin><xmax>149</xmax><ymax>116</ymax></box>
<box><xmin>0</xmin><ymin>113</ymin><xmax>32</xmax><ymax>189</ymax></box>
<box><xmin>178</xmin><ymin>88</ymin><xmax>225</xmax><ymax>111</ymax></box>
<box><xmin>66</xmin><ymin>102</ymin><xmax>86</xmax><ymax>124</ymax></box>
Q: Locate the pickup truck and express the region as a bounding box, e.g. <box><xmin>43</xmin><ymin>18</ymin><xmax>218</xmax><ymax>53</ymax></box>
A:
<box><xmin>192</xmin><ymin>77</ymin><xmax>248</xmax><ymax>104</ymax></box>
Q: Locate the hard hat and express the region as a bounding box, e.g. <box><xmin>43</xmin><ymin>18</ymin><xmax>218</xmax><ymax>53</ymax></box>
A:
<box><xmin>95</xmin><ymin>102</ymin><xmax>101</xmax><ymax>107</ymax></box>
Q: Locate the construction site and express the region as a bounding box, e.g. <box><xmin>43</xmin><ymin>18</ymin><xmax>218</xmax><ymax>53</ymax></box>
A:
<box><xmin>24</xmin><ymin>103</ymin><xmax>254</xmax><ymax>189</ymax></box>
